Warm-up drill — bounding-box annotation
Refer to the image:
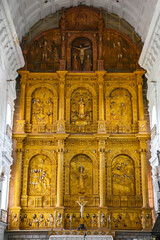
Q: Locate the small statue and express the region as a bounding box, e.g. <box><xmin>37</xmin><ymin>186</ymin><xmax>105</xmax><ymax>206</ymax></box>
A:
<box><xmin>78</xmin><ymin>97</ymin><xmax>85</xmax><ymax>119</ymax></box>
<box><xmin>31</xmin><ymin>214</ymin><xmax>39</xmax><ymax>228</ymax></box>
<box><xmin>72</xmin><ymin>54</ymin><xmax>80</xmax><ymax>71</ymax></box>
<box><xmin>84</xmin><ymin>54</ymin><xmax>92</xmax><ymax>71</ymax></box>
<box><xmin>12</xmin><ymin>213</ymin><xmax>18</xmax><ymax>227</ymax></box>
<box><xmin>39</xmin><ymin>214</ymin><xmax>46</xmax><ymax>227</ymax></box>
<box><xmin>76</xmin><ymin>198</ymin><xmax>88</xmax><ymax>218</ymax></box>
<box><xmin>78</xmin><ymin>165</ymin><xmax>86</xmax><ymax>194</ymax></box>
<box><xmin>73</xmin><ymin>45</ymin><xmax>91</xmax><ymax>64</ymax></box>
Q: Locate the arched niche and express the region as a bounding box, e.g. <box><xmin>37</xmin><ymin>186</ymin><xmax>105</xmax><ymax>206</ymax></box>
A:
<box><xmin>111</xmin><ymin>154</ymin><xmax>135</xmax><ymax>196</ymax></box>
<box><xmin>70</xmin><ymin>154</ymin><xmax>93</xmax><ymax>196</ymax></box>
<box><xmin>28</xmin><ymin>154</ymin><xmax>51</xmax><ymax>196</ymax></box>
<box><xmin>66</xmin><ymin>85</ymin><xmax>97</xmax><ymax>130</ymax></box>
<box><xmin>70</xmin><ymin>87</ymin><xmax>93</xmax><ymax>126</ymax></box>
<box><xmin>71</xmin><ymin>37</ymin><xmax>93</xmax><ymax>71</ymax></box>
<box><xmin>25</xmin><ymin>84</ymin><xmax>58</xmax><ymax>132</ymax></box>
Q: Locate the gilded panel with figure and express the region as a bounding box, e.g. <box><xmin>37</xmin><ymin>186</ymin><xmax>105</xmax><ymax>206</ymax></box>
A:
<box><xmin>28</xmin><ymin>154</ymin><xmax>51</xmax><ymax>196</ymax></box>
<box><xmin>70</xmin><ymin>154</ymin><xmax>92</xmax><ymax>195</ymax></box>
<box><xmin>31</xmin><ymin>87</ymin><xmax>53</xmax><ymax>125</ymax></box>
<box><xmin>112</xmin><ymin>155</ymin><xmax>135</xmax><ymax>196</ymax></box>
<box><xmin>110</xmin><ymin>88</ymin><xmax>132</xmax><ymax>126</ymax></box>
<box><xmin>71</xmin><ymin>88</ymin><xmax>93</xmax><ymax>127</ymax></box>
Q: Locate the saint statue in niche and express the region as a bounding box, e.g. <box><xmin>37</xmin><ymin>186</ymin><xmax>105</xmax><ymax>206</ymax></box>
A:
<box><xmin>78</xmin><ymin>97</ymin><xmax>85</xmax><ymax>119</ymax></box>
<box><xmin>70</xmin><ymin>154</ymin><xmax>92</xmax><ymax>196</ymax></box>
<box><xmin>78</xmin><ymin>166</ymin><xmax>86</xmax><ymax>194</ymax></box>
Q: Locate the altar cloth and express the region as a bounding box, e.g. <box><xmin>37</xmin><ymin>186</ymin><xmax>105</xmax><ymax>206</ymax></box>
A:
<box><xmin>49</xmin><ymin>235</ymin><xmax>113</xmax><ymax>240</ymax></box>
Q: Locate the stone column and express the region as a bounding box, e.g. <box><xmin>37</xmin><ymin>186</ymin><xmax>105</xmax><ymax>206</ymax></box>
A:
<box><xmin>96</xmin><ymin>71</ymin><xmax>106</xmax><ymax>133</ymax></box>
<box><xmin>99</xmin><ymin>140</ymin><xmax>106</xmax><ymax>207</ymax></box>
<box><xmin>57</xmin><ymin>71</ymin><xmax>68</xmax><ymax>132</ymax></box>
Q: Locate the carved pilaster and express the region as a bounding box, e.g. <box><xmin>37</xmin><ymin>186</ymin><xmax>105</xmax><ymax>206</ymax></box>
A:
<box><xmin>55</xmin><ymin>134</ymin><xmax>69</xmax><ymax>207</ymax></box>
<box><xmin>96</xmin><ymin>71</ymin><xmax>106</xmax><ymax>133</ymax></box>
<box><xmin>139</xmin><ymin>137</ymin><xmax>149</xmax><ymax>208</ymax></box>
<box><xmin>13</xmin><ymin>136</ymin><xmax>27</xmax><ymax>207</ymax></box>
<box><xmin>57</xmin><ymin>71</ymin><xmax>68</xmax><ymax>133</ymax></box>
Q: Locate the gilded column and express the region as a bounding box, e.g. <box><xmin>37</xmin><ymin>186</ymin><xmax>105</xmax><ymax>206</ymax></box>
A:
<box><xmin>57</xmin><ymin>139</ymin><xmax>65</xmax><ymax>207</ymax></box>
<box><xmin>99</xmin><ymin>140</ymin><xmax>106</xmax><ymax>207</ymax></box>
<box><xmin>96</xmin><ymin>71</ymin><xmax>106</xmax><ymax>132</ymax></box>
<box><xmin>10</xmin><ymin>135</ymin><xmax>26</xmax><ymax>229</ymax></box>
<box><xmin>138</xmin><ymin>137</ymin><xmax>152</xmax><ymax>229</ymax></box>
<box><xmin>57</xmin><ymin>71</ymin><xmax>68</xmax><ymax>132</ymax></box>
<box><xmin>136</xmin><ymin>70</ymin><xmax>147</xmax><ymax>132</ymax></box>
<box><xmin>16</xmin><ymin>71</ymin><xmax>28</xmax><ymax>133</ymax></box>
<box><xmin>14</xmin><ymin>138</ymin><xmax>24</xmax><ymax>207</ymax></box>
<box><xmin>139</xmin><ymin>139</ymin><xmax>149</xmax><ymax>208</ymax></box>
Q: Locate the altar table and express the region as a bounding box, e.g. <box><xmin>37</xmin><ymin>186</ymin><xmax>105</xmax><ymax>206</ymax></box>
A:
<box><xmin>49</xmin><ymin>235</ymin><xmax>113</xmax><ymax>240</ymax></box>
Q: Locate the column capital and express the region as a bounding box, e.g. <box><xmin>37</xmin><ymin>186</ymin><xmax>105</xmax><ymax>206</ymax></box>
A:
<box><xmin>95</xmin><ymin>71</ymin><xmax>106</xmax><ymax>83</ymax></box>
<box><xmin>134</xmin><ymin>70</ymin><xmax>145</xmax><ymax>85</ymax></box>
<box><xmin>57</xmin><ymin>71</ymin><xmax>68</xmax><ymax>82</ymax></box>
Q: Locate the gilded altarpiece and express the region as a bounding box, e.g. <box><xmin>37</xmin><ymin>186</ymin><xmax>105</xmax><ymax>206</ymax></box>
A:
<box><xmin>10</xmin><ymin>6</ymin><xmax>152</xmax><ymax>233</ymax></box>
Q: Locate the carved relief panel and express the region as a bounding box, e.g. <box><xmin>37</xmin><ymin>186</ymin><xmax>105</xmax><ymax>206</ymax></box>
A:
<box><xmin>103</xmin><ymin>30</ymin><xmax>139</xmax><ymax>72</ymax></box>
<box><xmin>70</xmin><ymin>154</ymin><xmax>92</xmax><ymax>196</ymax></box>
<box><xmin>28</xmin><ymin>154</ymin><xmax>51</xmax><ymax>196</ymax></box>
<box><xmin>70</xmin><ymin>88</ymin><xmax>93</xmax><ymax>127</ymax></box>
<box><xmin>31</xmin><ymin>88</ymin><xmax>53</xmax><ymax>125</ymax></box>
<box><xmin>26</xmin><ymin>30</ymin><xmax>61</xmax><ymax>72</ymax></box>
<box><xmin>110</xmin><ymin>88</ymin><xmax>132</xmax><ymax>126</ymax></box>
<box><xmin>112</xmin><ymin>155</ymin><xmax>135</xmax><ymax>196</ymax></box>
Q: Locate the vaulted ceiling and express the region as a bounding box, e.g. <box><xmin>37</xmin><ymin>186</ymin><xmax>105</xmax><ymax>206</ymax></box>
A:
<box><xmin>7</xmin><ymin>0</ymin><xmax>158</xmax><ymax>42</ymax></box>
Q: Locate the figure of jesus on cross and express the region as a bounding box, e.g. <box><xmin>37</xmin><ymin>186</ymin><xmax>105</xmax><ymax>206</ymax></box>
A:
<box><xmin>76</xmin><ymin>198</ymin><xmax>88</xmax><ymax>218</ymax></box>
